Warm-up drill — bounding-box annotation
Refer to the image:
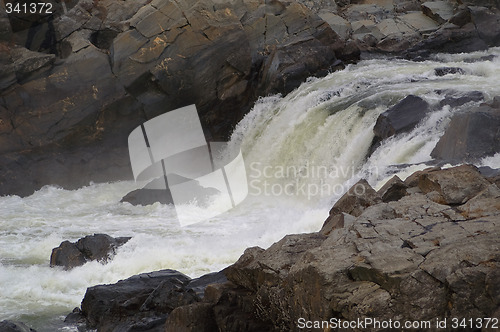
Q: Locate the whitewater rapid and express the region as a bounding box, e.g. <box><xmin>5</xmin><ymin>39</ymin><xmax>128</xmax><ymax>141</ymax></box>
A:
<box><xmin>1</xmin><ymin>47</ymin><xmax>499</xmax><ymax>330</ymax></box>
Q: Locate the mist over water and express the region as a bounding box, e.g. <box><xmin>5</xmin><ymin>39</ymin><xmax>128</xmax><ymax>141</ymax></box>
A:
<box><xmin>1</xmin><ymin>47</ymin><xmax>500</xmax><ymax>331</ymax></box>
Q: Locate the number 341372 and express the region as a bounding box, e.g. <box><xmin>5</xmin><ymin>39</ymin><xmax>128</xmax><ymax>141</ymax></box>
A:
<box><xmin>5</xmin><ymin>2</ymin><xmax>54</xmax><ymax>14</ymax></box>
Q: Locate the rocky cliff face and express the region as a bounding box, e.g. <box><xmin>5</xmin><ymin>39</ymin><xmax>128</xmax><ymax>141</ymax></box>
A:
<box><xmin>69</xmin><ymin>165</ymin><xmax>500</xmax><ymax>331</ymax></box>
<box><xmin>0</xmin><ymin>0</ymin><xmax>347</xmax><ymax>196</ymax></box>
<box><xmin>1</xmin><ymin>0</ymin><xmax>500</xmax><ymax>197</ymax></box>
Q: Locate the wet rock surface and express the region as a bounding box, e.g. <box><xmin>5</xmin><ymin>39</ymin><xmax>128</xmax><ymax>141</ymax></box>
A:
<box><xmin>371</xmin><ymin>95</ymin><xmax>430</xmax><ymax>152</ymax></box>
<box><xmin>50</xmin><ymin>233</ymin><xmax>131</xmax><ymax>270</ymax></box>
<box><xmin>70</xmin><ymin>165</ymin><xmax>500</xmax><ymax>332</ymax></box>
<box><xmin>0</xmin><ymin>321</ymin><xmax>37</xmax><ymax>332</ymax></box>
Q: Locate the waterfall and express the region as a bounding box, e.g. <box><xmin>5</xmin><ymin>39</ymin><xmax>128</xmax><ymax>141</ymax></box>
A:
<box><xmin>228</xmin><ymin>47</ymin><xmax>500</xmax><ymax>201</ymax></box>
<box><xmin>0</xmin><ymin>47</ymin><xmax>499</xmax><ymax>331</ymax></box>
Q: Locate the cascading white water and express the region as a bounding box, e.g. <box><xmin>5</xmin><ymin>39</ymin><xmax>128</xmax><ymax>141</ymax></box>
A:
<box><xmin>1</xmin><ymin>47</ymin><xmax>499</xmax><ymax>331</ymax></box>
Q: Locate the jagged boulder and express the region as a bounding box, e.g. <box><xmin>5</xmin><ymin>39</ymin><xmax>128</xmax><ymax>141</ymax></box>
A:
<box><xmin>321</xmin><ymin>179</ymin><xmax>380</xmax><ymax>235</ymax></box>
<box><xmin>81</xmin><ymin>270</ymin><xmax>193</xmax><ymax>331</ymax></box>
<box><xmin>329</xmin><ymin>179</ymin><xmax>381</xmax><ymax>217</ymax></box>
<box><xmin>422</xmin><ymin>1</ymin><xmax>455</xmax><ymax>24</ymax></box>
<box><xmin>50</xmin><ymin>234</ymin><xmax>131</xmax><ymax>270</ymax></box>
<box><xmin>377</xmin><ymin>175</ymin><xmax>408</xmax><ymax>202</ymax></box>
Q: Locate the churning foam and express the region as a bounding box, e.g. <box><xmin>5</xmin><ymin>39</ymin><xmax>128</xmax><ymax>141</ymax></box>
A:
<box><xmin>1</xmin><ymin>47</ymin><xmax>500</xmax><ymax>331</ymax></box>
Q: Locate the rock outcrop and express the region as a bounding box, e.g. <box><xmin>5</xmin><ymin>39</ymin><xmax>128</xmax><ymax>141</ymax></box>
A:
<box><xmin>70</xmin><ymin>165</ymin><xmax>500</xmax><ymax>331</ymax></box>
<box><xmin>50</xmin><ymin>233</ymin><xmax>131</xmax><ymax>270</ymax></box>
<box><xmin>405</xmin><ymin>6</ymin><xmax>500</xmax><ymax>59</ymax></box>
<box><xmin>217</xmin><ymin>165</ymin><xmax>500</xmax><ymax>331</ymax></box>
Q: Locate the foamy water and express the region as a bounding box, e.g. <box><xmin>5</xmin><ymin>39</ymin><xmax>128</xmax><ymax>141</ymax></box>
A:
<box><xmin>1</xmin><ymin>48</ymin><xmax>499</xmax><ymax>330</ymax></box>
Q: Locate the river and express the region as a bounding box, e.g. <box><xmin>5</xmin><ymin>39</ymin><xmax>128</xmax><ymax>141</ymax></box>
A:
<box><xmin>1</xmin><ymin>47</ymin><xmax>499</xmax><ymax>331</ymax></box>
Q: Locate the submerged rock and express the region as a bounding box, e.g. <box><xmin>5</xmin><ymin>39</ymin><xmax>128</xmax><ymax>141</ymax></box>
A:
<box><xmin>50</xmin><ymin>234</ymin><xmax>131</xmax><ymax>270</ymax></box>
<box><xmin>438</xmin><ymin>90</ymin><xmax>484</xmax><ymax>108</ymax></box>
<box><xmin>434</xmin><ymin>66</ymin><xmax>465</xmax><ymax>76</ymax></box>
<box><xmin>121</xmin><ymin>188</ymin><xmax>174</xmax><ymax>206</ymax></box>
<box><xmin>0</xmin><ymin>321</ymin><xmax>36</xmax><ymax>332</ymax></box>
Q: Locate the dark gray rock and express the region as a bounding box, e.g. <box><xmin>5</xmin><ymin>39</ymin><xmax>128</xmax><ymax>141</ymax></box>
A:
<box><xmin>449</xmin><ymin>6</ymin><xmax>472</xmax><ymax>27</ymax></box>
<box><xmin>77</xmin><ymin>268</ymin><xmax>230</xmax><ymax>332</ymax></box>
<box><xmin>371</xmin><ymin>95</ymin><xmax>430</xmax><ymax>151</ymax></box>
<box><xmin>431</xmin><ymin>101</ymin><xmax>500</xmax><ymax>162</ymax></box>
<box><xmin>471</xmin><ymin>6</ymin><xmax>500</xmax><ymax>46</ymax></box>
<box><xmin>0</xmin><ymin>321</ymin><xmax>36</xmax><ymax>332</ymax></box>
<box><xmin>422</xmin><ymin>1</ymin><xmax>455</xmax><ymax>24</ymax></box>
<box><xmin>81</xmin><ymin>269</ymin><xmax>193</xmax><ymax>332</ymax></box>
<box><xmin>434</xmin><ymin>67</ymin><xmax>465</xmax><ymax>76</ymax></box>
<box><xmin>50</xmin><ymin>240</ymin><xmax>86</xmax><ymax>270</ymax></box>
<box><xmin>405</xmin><ymin>23</ymin><xmax>488</xmax><ymax>59</ymax></box>
<box><xmin>121</xmin><ymin>175</ymin><xmax>220</xmax><ymax>206</ymax></box>
<box><xmin>50</xmin><ymin>234</ymin><xmax>131</xmax><ymax>270</ymax></box>
<box><xmin>438</xmin><ymin>90</ymin><xmax>484</xmax><ymax>108</ymax></box>
<box><xmin>478</xmin><ymin>166</ymin><xmax>500</xmax><ymax>178</ymax></box>
<box><xmin>478</xmin><ymin>166</ymin><xmax>500</xmax><ymax>188</ymax></box>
